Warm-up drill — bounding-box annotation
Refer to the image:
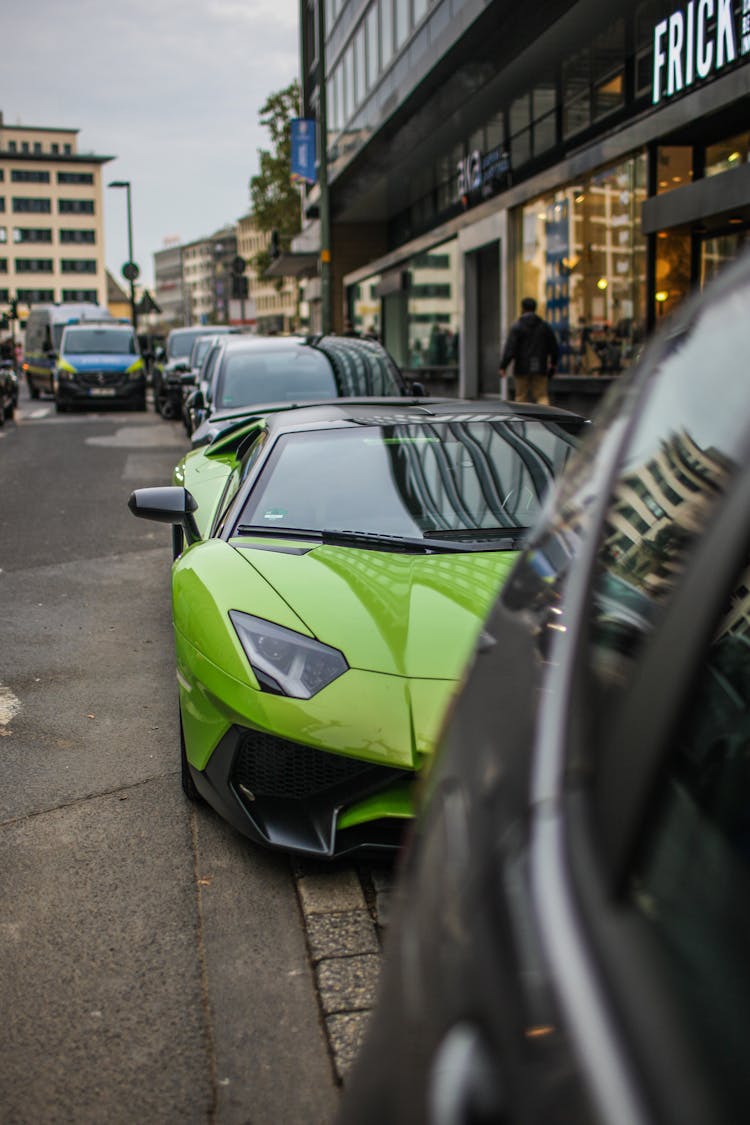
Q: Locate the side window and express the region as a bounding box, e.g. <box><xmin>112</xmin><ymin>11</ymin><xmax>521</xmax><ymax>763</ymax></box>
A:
<box><xmin>627</xmin><ymin>552</ymin><xmax>750</xmax><ymax>1113</ymax></box>
<box><xmin>213</xmin><ymin>430</ymin><xmax>267</xmax><ymax>538</ymax></box>
<box><xmin>203</xmin><ymin>347</ymin><xmax>221</xmax><ymax>397</ymax></box>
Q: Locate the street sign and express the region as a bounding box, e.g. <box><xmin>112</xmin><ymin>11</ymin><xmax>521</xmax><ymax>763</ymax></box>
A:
<box><xmin>122</xmin><ymin>261</ymin><xmax>140</xmax><ymax>281</ymax></box>
<box><xmin>231</xmin><ymin>255</ymin><xmax>246</xmax><ymax>276</ymax></box>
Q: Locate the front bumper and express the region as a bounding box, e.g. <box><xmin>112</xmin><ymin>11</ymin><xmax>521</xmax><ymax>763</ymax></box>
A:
<box><xmin>57</xmin><ymin>373</ymin><xmax>146</xmax><ymax>407</ymax></box>
<box><xmin>189</xmin><ymin>723</ymin><xmax>413</xmax><ymax>859</ymax></box>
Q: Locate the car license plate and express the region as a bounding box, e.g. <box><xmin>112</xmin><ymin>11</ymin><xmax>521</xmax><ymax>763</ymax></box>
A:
<box><xmin>89</xmin><ymin>387</ymin><xmax>116</xmax><ymax>396</ymax></box>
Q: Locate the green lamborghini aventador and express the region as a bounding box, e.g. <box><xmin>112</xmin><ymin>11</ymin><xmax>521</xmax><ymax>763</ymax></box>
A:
<box><xmin>128</xmin><ymin>398</ymin><xmax>585</xmax><ymax>858</ymax></box>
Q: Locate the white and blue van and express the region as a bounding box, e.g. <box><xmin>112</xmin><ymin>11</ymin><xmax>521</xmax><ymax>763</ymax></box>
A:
<box><xmin>23</xmin><ymin>302</ymin><xmax>115</xmax><ymax>400</ymax></box>
<box><xmin>55</xmin><ymin>322</ymin><xmax>146</xmax><ymax>412</ymax></box>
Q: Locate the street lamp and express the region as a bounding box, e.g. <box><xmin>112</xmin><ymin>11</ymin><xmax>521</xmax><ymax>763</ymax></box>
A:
<box><xmin>108</xmin><ymin>180</ymin><xmax>139</xmax><ymax>331</ymax></box>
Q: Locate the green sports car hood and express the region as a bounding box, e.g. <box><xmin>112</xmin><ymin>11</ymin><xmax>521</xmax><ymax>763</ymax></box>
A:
<box><xmin>231</xmin><ymin>540</ymin><xmax>520</xmax><ymax>679</ymax></box>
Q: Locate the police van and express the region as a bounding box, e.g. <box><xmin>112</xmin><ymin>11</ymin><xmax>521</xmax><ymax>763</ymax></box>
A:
<box><xmin>23</xmin><ymin>302</ymin><xmax>115</xmax><ymax>400</ymax></box>
<box><xmin>54</xmin><ymin>321</ymin><xmax>146</xmax><ymax>412</ymax></box>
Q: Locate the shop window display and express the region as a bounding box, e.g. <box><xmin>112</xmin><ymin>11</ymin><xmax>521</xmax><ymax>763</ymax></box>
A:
<box><xmin>518</xmin><ymin>153</ymin><xmax>647</xmax><ymax>375</ymax></box>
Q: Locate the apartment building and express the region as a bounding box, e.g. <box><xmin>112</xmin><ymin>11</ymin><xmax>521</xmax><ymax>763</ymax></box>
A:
<box><xmin>237</xmin><ymin>213</ymin><xmax>300</xmax><ymax>333</ymax></box>
<box><xmin>153</xmin><ymin>241</ymin><xmax>186</xmax><ymax>326</ymax></box>
<box><xmin>0</xmin><ymin>112</ymin><xmax>112</xmax><ymax>311</ymax></box>
<box><xmin>179</xmin><ymin>226</ymin><xmax>238</xmax><ymax>325</ymax></box>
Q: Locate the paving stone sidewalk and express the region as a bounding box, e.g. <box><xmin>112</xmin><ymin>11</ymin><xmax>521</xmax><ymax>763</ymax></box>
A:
<box><xmin>292</xmin><ymin>861</ymin><xmax>395</xmax><ymax>1084</ymax></box>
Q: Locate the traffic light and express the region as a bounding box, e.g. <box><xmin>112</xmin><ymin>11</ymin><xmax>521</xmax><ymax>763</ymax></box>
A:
<box><xmin>232</xmin><ymin>275</ymin><xmax>249</xmax><ymax>299</ymax></box>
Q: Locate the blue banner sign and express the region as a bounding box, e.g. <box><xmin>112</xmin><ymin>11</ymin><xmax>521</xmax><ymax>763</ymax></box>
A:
<box><xmin>291</xmin><ymin>119</ymin><xmax>317</xmax><ymax>184</ymax></box>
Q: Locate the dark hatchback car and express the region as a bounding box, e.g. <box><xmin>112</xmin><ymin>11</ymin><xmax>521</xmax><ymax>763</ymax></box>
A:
<box><xmin>341</xmin><ymin>253</ymin><xmax>750</xmax><ymax>1125</ymax></box>
<box><xmin>187</xmin><ymin>333</ymin><xmax>415</xmax><ymax>446</ymax></box>
<box><xmin>153</xmin><ymin>324</ymin><xmax>238</xmax><ymax>419</ymax></box>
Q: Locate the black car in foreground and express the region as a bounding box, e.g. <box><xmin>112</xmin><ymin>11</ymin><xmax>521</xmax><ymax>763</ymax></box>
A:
<box><xmin>186</xmin><ymin>333</ymin><xmax>417</xmax><ymax>446</ymax></box>
<box><xmin>340</xmin><ymin>251</ymin><xmax>750</xmax><ymax>1125</ymax></box>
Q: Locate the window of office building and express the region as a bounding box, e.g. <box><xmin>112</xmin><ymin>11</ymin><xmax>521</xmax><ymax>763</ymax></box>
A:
<box><xmin>381</xmin><ymin>0</ymin><xmax>394</xmax><ymax>69</ymax></box>
<box><xmin>11</xmin><ymin>169</ymin><xmax>50</xmax><ymax>183</ymax></box>
<box><xmin>61</xmin><ymin>259</ymin><xmax>97</xmax><ymax>273</ymax></box>
<box><xmin>13</xmin><ymin>197</ymin><xmax>51</xmax><ymax>213</ymax></box>
<box><xmin>395</xmin><ymin>0</ymin><xmax>409</xmax><ymax>49</ymax></box>
<box><xmin>0</xmin><ymin>228</ymin><xmax>6</xmax><ymax>243</ymax></box>
<box><xmin>57</xmin><ymin>171</ymin><xmax>94</xmax><ymax>185</ymax></box>
<box><xmin>13</xmin><ymin>228</ymin><xmax>53</xmax><ymax>243</ymax></box>
<box><xmin>0</xmin><ymin>259</ymin><xmax>7</xmax><ymax>273</ymax></box>
<box><xmin>62</xmin><ymin>289</ymin><xmax>98</xmax><ymax>302</ymax></box>
<box><xmin>365</xmin><ymin>3</ymin><xmax>379</xmax><ymax>88</ymax></box>
<box><xmin>16</xmin><ymin>258</ymin><xmax>54</xmax><ymax>273</ymax></box>
<box><xmin>0</xmin><ymin>199</ymin><xmax>5</xmax><ymax>213</ymax></box>
<box><xmin>59</xmin><ymin>199</ymin><xmax>94</xmax><ymax>214</ymax></box>
<box><xmin>517</xmin><ymin>153</ymin><xmax>648</xmax><ymax>375</ymax></box>
<box><xmin>16</xmin><ymin>289</ymin><xmax>55</xmax><ymax>303</ymax></box>
<box><xmin>355</xmin><ymin>22</ymin><xmax>366</xmax><ymax>106</ymax></box>
<box><xmin>60</xmin><ymin>229</ymin><xmax>96</xmax><ymax>244</ymax></box>
<box><xmin>705</xmin><ymin>132</ymin><xmax>750</xmax><ymax>178</ymax></box>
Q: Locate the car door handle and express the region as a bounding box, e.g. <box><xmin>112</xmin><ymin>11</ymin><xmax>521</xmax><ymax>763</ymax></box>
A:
<box><xmin>428</xmin><ymin>1022</ymin><xmax>507</xmax><ymax>1125</ymax></box>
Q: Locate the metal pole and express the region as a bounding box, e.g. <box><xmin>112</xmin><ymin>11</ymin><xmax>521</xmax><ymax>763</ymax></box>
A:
<box><xmin>316</xmin><ymin>0</ymin><xmax>332</xmax><ymax>334</ymax></box>
<box><xmin>125</xmin><ymin>183</ymin><xmax>138</xmax><ymax>332</ymax></box>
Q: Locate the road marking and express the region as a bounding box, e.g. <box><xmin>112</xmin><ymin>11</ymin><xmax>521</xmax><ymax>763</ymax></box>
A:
<box><xmin>0</xmin><ymin>685</ymin><xmax>21</xmax><ymax>733</ymax></box>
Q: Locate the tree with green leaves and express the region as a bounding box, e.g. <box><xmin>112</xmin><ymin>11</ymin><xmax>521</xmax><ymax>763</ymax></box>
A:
<box><xmin>249</xmin><ymin>80</ymin><xmax>302</xmax><ymax>278</ymax></box>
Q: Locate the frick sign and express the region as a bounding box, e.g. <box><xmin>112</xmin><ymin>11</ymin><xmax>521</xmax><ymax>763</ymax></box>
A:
<box><xmin>653</xmin><ymin>0</ymin><xmax>750</xmax><ymax>104</ymax></box>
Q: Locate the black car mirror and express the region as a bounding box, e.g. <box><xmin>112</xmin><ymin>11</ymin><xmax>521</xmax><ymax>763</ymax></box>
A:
<box><xmin>127</xmin><ymin>486</ymin><xmax>200</xmax><ymax>545</ymax></box>
<box><xmin>411</xmin><ymin>381</ymin><xmax>426</xmax><ymax>397</ymax></box>
<box><xmin>180</xmin><ymin>372</ymin><xmax>197</xmax><ymax>387</ymax></box>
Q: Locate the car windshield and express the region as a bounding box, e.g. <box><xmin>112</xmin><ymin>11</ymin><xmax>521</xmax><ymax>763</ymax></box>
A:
<box><xmin>236</xmin><ymin>419</ymin><xmax>581</xmax><ymax>541</ymax></box>
<box><xmin>62</xmin><ymin>327</ymin><xmax>137</xmax><ymax>355</ymax></box>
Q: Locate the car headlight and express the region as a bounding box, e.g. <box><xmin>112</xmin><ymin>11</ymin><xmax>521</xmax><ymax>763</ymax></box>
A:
<box><xmin>229</xmin><ymin>611</ymin><xmax>348</xmax><ymax>699</ymax></box>
<box><xmin>56</xmin><ymin>360</ymin><xmax>77</xmax><ymax>380</ymax></box>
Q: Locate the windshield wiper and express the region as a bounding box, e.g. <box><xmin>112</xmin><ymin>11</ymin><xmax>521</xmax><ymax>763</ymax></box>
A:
<box><xmin>233</xmin><ymin>525</ymin><xmax>517</xmax><ymax>553</ymax></box>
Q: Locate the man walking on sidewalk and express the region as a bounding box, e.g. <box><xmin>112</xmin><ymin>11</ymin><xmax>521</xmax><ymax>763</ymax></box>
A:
<box><xmin>499</xmin><ymin>297</ymin><xmax>559</xmax><ymax>405</ymax></box>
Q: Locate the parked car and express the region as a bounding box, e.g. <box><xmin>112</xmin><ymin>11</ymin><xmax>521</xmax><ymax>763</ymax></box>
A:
<box><xmin>54</xmin><ymin>322</ymin><xmax>146</xmax><ymax>412</ymax></box>
<box><xmin>340</xmin><ymin>252</ymin><xmax>750</xmax><ymax>1125</ymax></box>
<box><xmin>22</xmin><ymin>301</ymin><xmax>115</xmax><ymax>400</ymax></box>
<box><xmin>152</xmin><ymin>325</ymin><xmax>238</xmax><ymax>419</ymax></box>
<box><xmin>180</xmin><ymin>332</ymin><xmax>226</xmax><ymax>436</ymax></box>
<box><xmin>0</xmin><ymin>357</ymin><xmax>18</xmax><ymax>424</ymax></box>
<box><xmin>186</xmin><ymin>334</ymin><xmax>421</xmax><ymax>446</ymax></box>
<box><xmin>128</xmin><ymin>398</ymin><xmax>585</xmax><ymax>859</ymax></box>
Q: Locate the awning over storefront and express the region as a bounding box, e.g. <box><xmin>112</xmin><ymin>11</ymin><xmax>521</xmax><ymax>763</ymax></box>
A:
<box><xmin>263</xmin><ymin>252</ymin><xmax>319</xmax><ymax>279</ymax></box>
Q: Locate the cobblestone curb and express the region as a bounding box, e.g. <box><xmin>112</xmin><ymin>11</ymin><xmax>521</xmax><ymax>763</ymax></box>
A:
<box><xmin>292</xmin><ymin>861</ymin><xmax>389</xmax><ymax>1084</ymax></box>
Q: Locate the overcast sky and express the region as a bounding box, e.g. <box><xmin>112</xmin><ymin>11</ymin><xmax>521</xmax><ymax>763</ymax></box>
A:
<box><xmin>4</xmin><ymin>0</ymin><xmax>300</xmax><ymax>290</ymax></box>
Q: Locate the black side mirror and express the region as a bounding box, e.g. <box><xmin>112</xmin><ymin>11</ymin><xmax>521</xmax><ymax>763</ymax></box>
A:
<box><xmin>127</xmin><ymin>486</ymin><xmax>200</xmax><ymax>546</ymax></box>
<box><xmin>410</xmin><ymin>381</ymin><xmax>426</xmax><ymax>397</ymax></box>
<box><xmin>180</xmin><ymin>372</ymin><xmax>197</xmax><ymax>387</ymax></box>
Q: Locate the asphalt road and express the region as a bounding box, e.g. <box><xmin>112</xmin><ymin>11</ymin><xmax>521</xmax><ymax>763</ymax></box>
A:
<box><xmin>0</xmin><ymin>385</ymin><xmax>390</xmax><ymax>1123</ymax></box>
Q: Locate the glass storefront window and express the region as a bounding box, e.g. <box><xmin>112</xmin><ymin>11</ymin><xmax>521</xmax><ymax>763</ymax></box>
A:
<box><xmin>406</xmin><ymin>240</ymin><xmax>459</xmax><ymax>371</ymax></box>
<box><xmin>656</xmin><ymin>147</ymin><xmax>693</xmax><ymax>194</ymax></box>
<box><xmin>655</xmin><ymin>231</ymin><xmax>691</xmax><ymax>321</ymax></box>
<box><xmin>348</xmin><ymin>239</ymin><xmax>459</xmax><ymax>375</ymax></box>
<box><xmin>706</xmin><ymin>132</ymin><xmax>750</xmax><ymax>178</ymax></box>
<box><xmin>701</xmin><ymin>233</ymin><xmax>749</xmax><ymax>288</ymax></box>
<box><xmin>517</xmin><ymin>153</ymin><xmax>648</xmax><ymax>376</ymax></box>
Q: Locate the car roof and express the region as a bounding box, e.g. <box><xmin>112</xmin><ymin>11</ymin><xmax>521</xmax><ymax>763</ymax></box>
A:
<box><xmin>213</xmin><ymin>333</ymin><xmax>392</xmax><ymax>354</ymax></box>
<box><xmin>205</xmin><ymin>397</ymin><xmax>585</xmax><ymax>447</ymax></box>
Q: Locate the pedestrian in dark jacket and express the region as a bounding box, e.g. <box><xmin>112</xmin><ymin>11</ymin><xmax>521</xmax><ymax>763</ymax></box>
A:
<box><xmin>499</xmin><ymin>297</ymin><xmax>559</xmax><ymax>405</ymax></box>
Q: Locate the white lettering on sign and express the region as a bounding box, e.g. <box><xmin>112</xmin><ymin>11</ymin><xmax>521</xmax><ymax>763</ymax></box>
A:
<box><xmin>457</xmin><ymin>150</ymin><xmax>482</xmax><ymax>198</ymax></box>
<box><xmin>653</xmin><ymin>0</ymin><xmax>741</xmax><ymax>104</ymax></box>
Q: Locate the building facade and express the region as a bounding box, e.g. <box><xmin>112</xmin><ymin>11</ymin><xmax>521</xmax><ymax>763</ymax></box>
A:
<box><xmin>237</xmin><ymin>213</ymin><xmax>301</xmax><ymax>332</ymax></box>
<box><xmin>0</xmin><ymin>113</ymin><xmax>112</xmax><ymax>313</ymax></box>
<box><xmin>153</xmin><ymin>241</ymin><xmax>186</xmax><ymax>326</ymax></box>
<box><xmin>297</xmin><ymin>0</ymin><xmax>750</xmax><ymax>404</ymax></box>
